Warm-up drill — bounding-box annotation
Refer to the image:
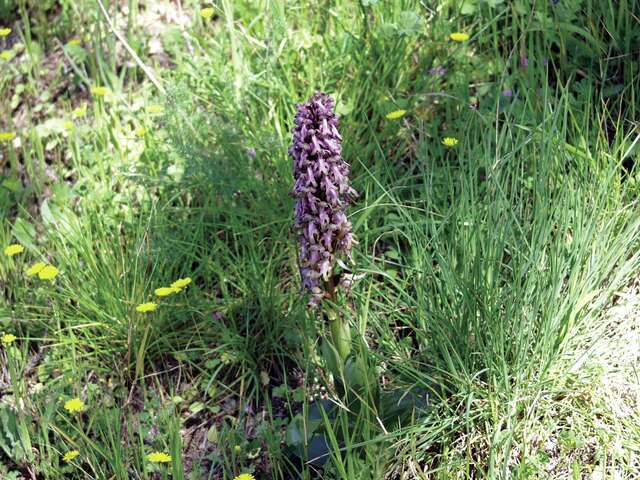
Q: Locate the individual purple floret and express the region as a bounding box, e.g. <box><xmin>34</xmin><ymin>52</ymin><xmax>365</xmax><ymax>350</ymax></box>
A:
<box><xmin>289</xmin><ymin>92</ymin><xmax>357</xmax><ymax>305</ymax></box>
<box><xmin>429</xmin><ymin>65</ymin><xmax>446</xmax><ymax>75</ymax></box>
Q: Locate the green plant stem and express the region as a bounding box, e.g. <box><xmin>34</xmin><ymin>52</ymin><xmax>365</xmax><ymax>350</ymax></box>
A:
<box><xmin>327</xmin><ymin>306</ymin><xmax>351</xmax><ymax>364</ymax></box>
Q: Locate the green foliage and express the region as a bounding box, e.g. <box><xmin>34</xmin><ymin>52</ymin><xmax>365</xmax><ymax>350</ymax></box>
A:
<box><xmin>0</xmin><ymin>404</ymin><xmax>31</xmax><ymax>465</ymax></box>
<box><xmin>1</xmin><ymin>0</ymin><xmax>639</xmax><ymax>478</ymax></box>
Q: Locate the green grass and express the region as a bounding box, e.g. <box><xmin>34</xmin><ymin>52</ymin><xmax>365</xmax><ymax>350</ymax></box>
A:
<box><xmin>1</xmin><ymin>0</ymin><xmax>640</xmax><ymax>479</ymax></box>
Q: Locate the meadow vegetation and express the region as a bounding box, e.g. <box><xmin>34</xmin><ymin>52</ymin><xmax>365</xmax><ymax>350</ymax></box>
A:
<box><xmin>1</xmin><ymin>1</ymin><xmax>640</xmax><ymax>479</ymax></box>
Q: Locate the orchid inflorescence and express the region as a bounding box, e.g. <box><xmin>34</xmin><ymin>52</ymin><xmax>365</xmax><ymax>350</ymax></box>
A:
<box><xmin>290</xmin><ymin>92</ymin><xmax>357</xmax><ymax>305</ymax></box>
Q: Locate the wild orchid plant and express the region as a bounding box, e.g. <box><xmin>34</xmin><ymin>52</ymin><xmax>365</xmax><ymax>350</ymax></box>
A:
<box><xmin>286</xmin><ymin>97</ymin><xmax>426</xmax><ymax>464</ymax></box>
<box><xmin>290</xmin><ymin>92</ymin><xmax>357</xmax><ymax>365</ymax></box>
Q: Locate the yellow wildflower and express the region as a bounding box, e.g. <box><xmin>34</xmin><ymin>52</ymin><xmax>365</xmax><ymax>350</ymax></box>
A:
<box><xmin>1</xmin><ymin>333</ymin><xmax>17</xmax><ymax>345</ymax></box>
<box><xmin>147</xmin><ymin>104</ymin><xmax>164</xmax><ymax>114</ymax></box>
<box><xmin>200</xmin><ymin>7</ymin><xmax>214</xmax><ymax>19</ymax></box>
<box><xmin>442</xmin><ymin>137</ymin><xmax>458</xmax><ymax>147</ymax></box>
<box><xmin>68</xmin><ymin>38</ymin><xmax>81</xmax><ymax>46</ymax></box>
<box><xmin>38</xmin><ymin>265</ymin><xmax>59</xmax><ymax>280</ymax></box>
<box><xmin>170</xmin><ymin>277</ymin><xmax>192</xmax><ymax>290</ymax></box>
<box><xmin>0</xmin><ymin>50</ymin><xmax>12</xmax><ymax>61</ymax></box>
<box><xmin>63</xmin><ymin>121</ymin><xmax>74</xmax><ymax>130</ymax></box>
<box><xmin>4</xmin><ymin>243</ymin><xmax>24</xmax><ymax>256</ymax></box>
<box><xmin>234</xmin><ymin>474</ymin><xmax>255</xmax><ymax>480</ymax></box>
<box><xmin>63</xmin><ymin>450</ymin><xmax>80</xmax><ymax>462</ymax></box>
<box><xmin>136</xmin><ymin>302</ymin><xmax>158</xmax><ymax>313</ymax></box>
<box><xmin>64</xmin><ymin>398</ymin><xmax>85</xmax><ymax>413</ymax></box>
<box><xmin>155</xmin><ymin>287</ymin><xmax>179</xmax><ymax>297</ymax></box>
<box><xmin>449</xmin><ymin>32</ymin><xmax>470</xmax><ymax>42</ymax></box>
<box><xmin>385</xmin><ymin>110</ymin><xmax>407</xmax><ymax>120</ymax></box>
<box><xmin>0</xmin><ymin>28</ymin><xmax>11</xmax><ymax>37</ymax></box>
<box><xmin>91</xmin><ymin>86</ymin><xmax>110</xmax><ymax>97</ymax></box>
<box><xmin>147</xmin><ymin>451</ymin><xmax>172</xmax><ymax>463</ymax></box>
<box><xmin>26</xmin><ymin>262</ymin><xmax>46</xmax><ymax>277</ymax></box>
<box><xmin>0</xmin><ymin>132</ymin><xmax>16</xmax><ymax>142</ymax></box>
<box><xmin>135</xmin><ymin>127</ymin><xmax>147</xmax><ymax>137</ymax></box>
<box><xmin>72</xmin><ymin>103</ymin><xmax>87</xmax><ymax>119</ymax></box>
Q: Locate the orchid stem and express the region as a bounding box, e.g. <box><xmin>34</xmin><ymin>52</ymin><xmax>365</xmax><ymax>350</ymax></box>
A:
<box><xmin>327</xmin><ymin>306</ymin><xmax>351</xmax><ymax>363</ymax></box>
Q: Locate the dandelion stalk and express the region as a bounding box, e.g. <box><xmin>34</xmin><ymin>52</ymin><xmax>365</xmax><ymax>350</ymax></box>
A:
<box><xmin>290</xmin><ymin>92</ymin><xmax>357</xmax><ymax>365</ymax></box>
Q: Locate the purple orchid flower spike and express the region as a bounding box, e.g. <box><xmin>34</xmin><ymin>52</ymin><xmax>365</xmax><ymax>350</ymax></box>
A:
<box><xmin>289</xmin><ymin>92</ymin><xmax>357</xmax><ymax>306</ymax></box>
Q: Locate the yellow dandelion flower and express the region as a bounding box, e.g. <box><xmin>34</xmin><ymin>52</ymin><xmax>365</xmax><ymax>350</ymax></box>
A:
<box><xmin>68</xmin><ymin>38</ymin><xmax>81</xmax><ymax>46</ymax></box>
<box><xmin>63</xmin><ymin>450</ymin><xmax>80</xmax><ymax>462</ymax></box>
<box><xmin>63</xmin><ymin>121</ymin><xmax>74</xmax><ymax>131</ymax></box>
<box><xmin>38</xmin><ymin>265</ymin><xmax>59</xmax><ymax>280</ymax></box>
<box><xmin>385</xmin><ymin>109</ymin><xmax>407</xmax><ymax>120</ymax></box>
<box><xmin>449</xmin><ymin>32</ymin><xmax>470</xmax><ymax>42</ymax></box>
<box><xmin>26</xmin><ymin>262</ymin><xmax>46</xmax><ymax>277</ymax></box>
<box><xmin>64</xmin><ymin>398</ymin><xmax>85</xmax><ymax>413</ymax></box>
<box><xmin>136</xmin><ymin>302</ymin><xmax>158</xmax><ymax>313</ymax></box>
<box><xmin>147</xmin><ymin>451</ymin><xmax>172</xmax><ymax>463</ymax></box>
<box><xmin>170</xmin><ymin>277</ymin><xmax>192</xmax><ymax>290</ymax></box>
<box><xmin>4</xmin><ymin>243</ymin><xmax>24</xmax><ymax>256</ymax></box>
<box><xmin>0</xmin><ymin>50</ymin><xmax>13</xmax><ymax>61</ymax></box>
<box><xmin>72</xmin><ymin>103</ymin><xmax>87</xmax><ymax>119</ymax></box>
<box><xmin>147</xmin><ymin>104</ymin><xmax>164</xmax><ymax>114</ymax></box>
<box><xmin>200</xmin><ymin>7</ymin><xmax>214</xmax><ymax>19</ymax></box>
<box><xmin>0</xmin><ymin>28</ymin><xmax>11</xmax><ymax>37</ymax></box>
<box><xmin>0</xmin><ymin>132</ymin><xmax>16</xmax><ymax>142</ymax></box>
<box><xmin>155</xmin><ymin>287</ymin><xmax>179</xmax><ymax>297</ymax></box>
<box><xmin>442</xmin><ymin>137</ymin><xmax>458</xmax><ymax>147</ymax></box>
<box><xmin>1</xmin><ymin>333</ymin><xmax>17</xmax><ymax>345</ymax></box>
<box><xmin>135</xmin><ymin>127</ymin><xmax>147</xmax><ymax>137</ymax></box>
<box><xmin>234</xmin><ymin>474</ymin><xmax>255</xmax><ymax>480</ymax></box>
<box><xmin>91</xmin><ymin>86</ymin><xmax>110</xmax><ymax>97</ymax></box>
